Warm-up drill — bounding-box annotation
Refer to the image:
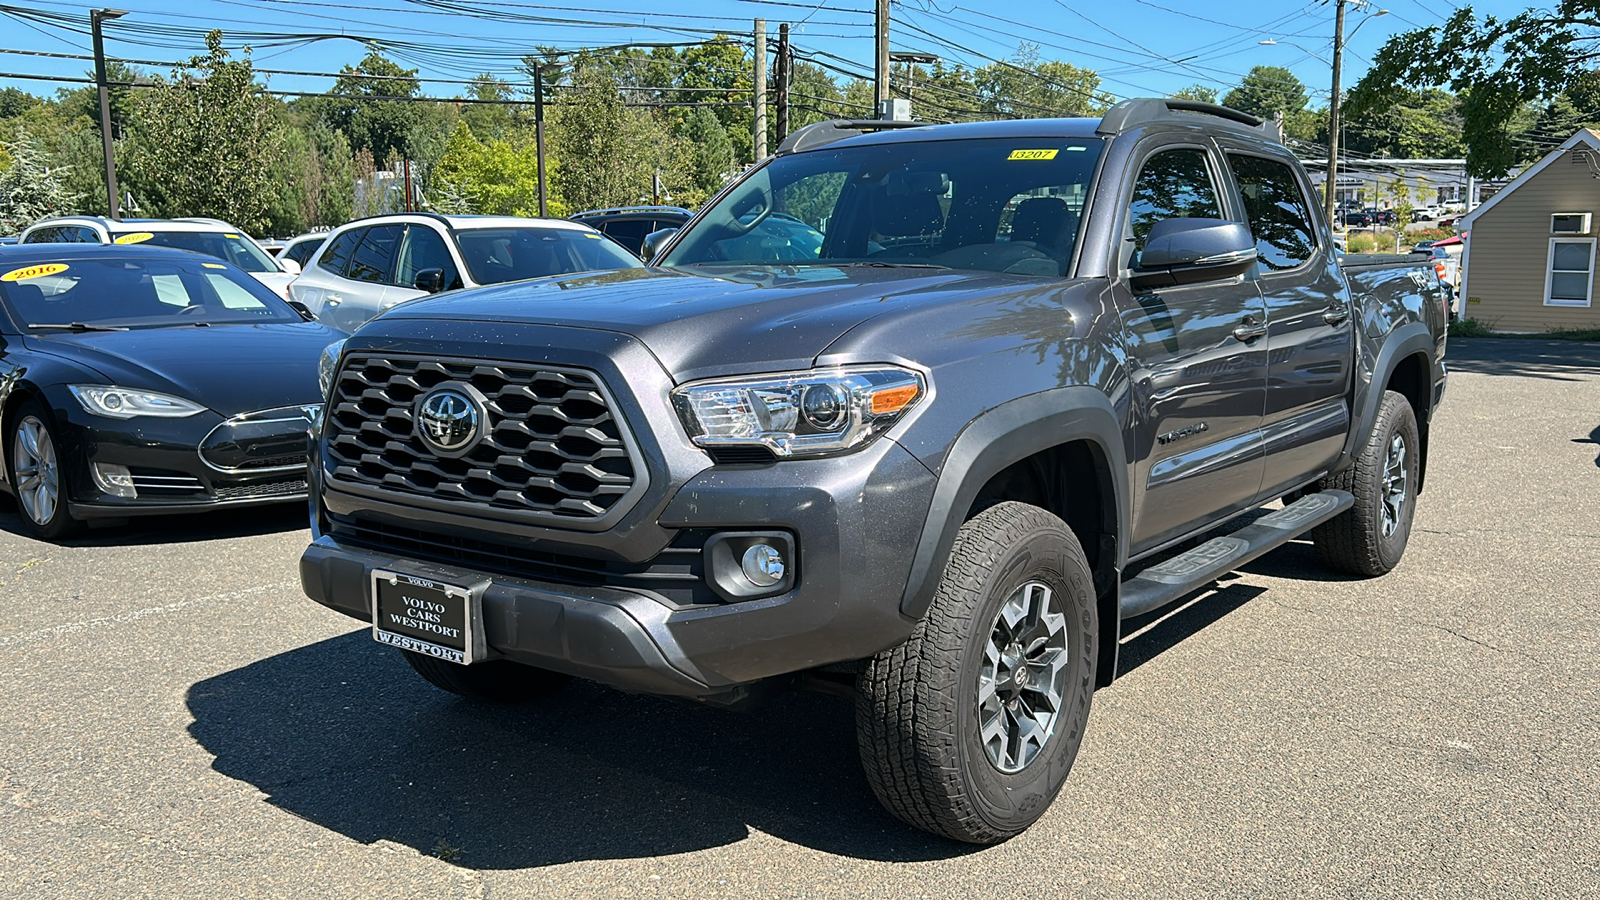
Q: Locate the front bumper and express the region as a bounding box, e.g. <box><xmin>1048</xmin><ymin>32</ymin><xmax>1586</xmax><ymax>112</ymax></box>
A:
<box><xmin>301</xmin><ymin>434</ymin><xmax>938</xmax><ymax>698</ymax></box>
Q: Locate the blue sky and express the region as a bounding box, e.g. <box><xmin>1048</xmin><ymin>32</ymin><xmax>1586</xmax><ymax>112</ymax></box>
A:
<box><xmin>0</xmin><ymin>0</ymin><xmax>1533</xmax><ymax>109</ymax></box>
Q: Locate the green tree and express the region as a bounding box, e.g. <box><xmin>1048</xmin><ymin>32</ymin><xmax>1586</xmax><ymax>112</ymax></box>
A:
<box><xmin>976</xmin><ymin>44</ymin><xmax>1109</xmax><ymax>118</ymax></box>
<box><xmin>427</xmin><ymin>121</ymin><xmax>546</xmax><ymax>216</ymax></box>
<box><xmin>124</xmin><ymin>31</ymin><xmax>284</xmax><ymax>233</ymax></box>
<box><xmin>1348</xmin><ymin>2</ymin><xmax>1600</xmax><ymax>176</ymax></box>
<box><xmin>676</xmin><ymin>107</ymin><xmax>733</xmax><ymax>202</ymax></box>
<box><xmin>0</xmin><ymin>131</ymin><xmax>80</xmax><ymax>233</ymax></box>
<box><xmin>1340</xmin><ymin>89</ymin><xmax>1465</xmax><ymax>159</ymax></box>
<box><xmin>0</xmin><ymin>88</ymin><xmax>41</xmax><ymax>120</ymax></box>
<box><xmin>1171</xmin><ymin>84</ymin><xmax>1220</xmax><ymax>104</ymax></box>
<box><xmin>1224</xmin><ymin>66</ymin><xmax>1308</xmax><ymax>119</ymax></box>
<box><xmin>551</xmin><ymin>67</ymin><xmax>677</xmax><ymax>211</ymax></box>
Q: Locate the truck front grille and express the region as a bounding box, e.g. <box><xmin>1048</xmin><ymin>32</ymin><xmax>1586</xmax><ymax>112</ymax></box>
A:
<box><xmin>324</xmin><ymin>354</ymin><xmax>639</xmax><ymax>522</ymax></box>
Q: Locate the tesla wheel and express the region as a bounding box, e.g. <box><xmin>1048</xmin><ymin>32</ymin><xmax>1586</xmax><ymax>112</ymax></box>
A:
<box><xmin>857</xmin><ymin>501</ymin><xmax>1098</xmax><ymax>844</ymax></box>
<box><xmin>6</xmin><ymin>400</ymin><xmax>78</xmax><ymax>541</ymax></box>
<box><xmin>400</xmin><ymin>649</ymin><xmax>572</xmax><ymax>703</ymax></box>
<box><xmin>1314</xmin><ymin>390</ymin><xmax>1420</xmax><ymax>576</ymax></box>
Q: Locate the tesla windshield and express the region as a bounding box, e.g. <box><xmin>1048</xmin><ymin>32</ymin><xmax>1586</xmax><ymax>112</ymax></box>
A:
<box><xmin>0</xmin><ymin>256</ymin><xmax>300</xmax><ymax>329</ymax></box>
<box><xmin>661</xmin><ymin>136</ymin><xmax>1105</xmax><ymax>277</ymax></box>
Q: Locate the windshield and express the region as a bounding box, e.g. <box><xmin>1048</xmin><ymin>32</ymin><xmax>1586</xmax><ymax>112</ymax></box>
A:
<box><xmin>454</xmin><ymin>227</ymin><xmax>640</xmax><ymax>286</ymax></box>
<box><xmin>0</xmin><ymin>256</ymin><xmax>301</xmax><ymax>329</ymax></box>
<box><xmin>661</xmin><ymin>136</ymin><xmax>1104</xmax><ymax>277</ymax></box>
<box><xmin>113</xmin><ymin>230</ymin><xmax>279</xmax><ymax>273</ymax></box>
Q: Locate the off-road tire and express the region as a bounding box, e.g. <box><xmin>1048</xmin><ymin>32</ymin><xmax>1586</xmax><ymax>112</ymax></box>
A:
<box><xmin>1313</xmin><ymin>390</ymin><xmax>1420</xmax><ymax>576</ymax></box>
<box><xmin>857</xmin><ymin>501</ymin><xmax>1098</xmax><ymax>844</ymax></box>
<box><xmin>401</xmin><ymin>650</ymin><xmax>572</xmax><ymax>703</ymax></box>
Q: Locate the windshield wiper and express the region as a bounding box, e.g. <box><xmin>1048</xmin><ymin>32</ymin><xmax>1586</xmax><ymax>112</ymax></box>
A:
<box><xmin>28</xmin><ymin>322</ymin><xmax>130</xmax><ymax>333</ymax></box>
<box><xmin>840</xmin><ymin>261</ymin><xmax>951</xmax><ymax>269</ymax></box>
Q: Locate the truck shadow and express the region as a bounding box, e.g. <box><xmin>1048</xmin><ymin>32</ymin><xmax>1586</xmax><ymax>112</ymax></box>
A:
<box><xmin>185</xmin><ymin>633</ymin><xmax>977</xmax><ymax>869</ymax></box>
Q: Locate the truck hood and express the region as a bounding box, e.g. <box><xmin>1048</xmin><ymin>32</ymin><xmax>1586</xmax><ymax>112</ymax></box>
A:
<box><xmin>25</xmin><ymin>321</ymin><xmax>340</xmax><ymax>417</ymax></box>
<box><xmin>374</xmin><ymin>265</ymin><xmax>1053</xmax><ymax>380</ymax></box>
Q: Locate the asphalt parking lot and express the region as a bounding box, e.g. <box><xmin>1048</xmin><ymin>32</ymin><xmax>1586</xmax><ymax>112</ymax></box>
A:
<box><xmin>2</xmin><ymin>337</ymin><xmax>1597</xmax><ymax>898</ymax></box>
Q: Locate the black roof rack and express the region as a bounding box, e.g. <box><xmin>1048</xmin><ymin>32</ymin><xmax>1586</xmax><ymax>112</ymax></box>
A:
<box><xmin>775</xmin><ymin>118</ymin><xmax>930</xmax><ymax>155</ymax></box>
<box><xmin>1096</xmin><ymin>98</ymin><xmax>1272</xmax><ymax>140</ymax></box>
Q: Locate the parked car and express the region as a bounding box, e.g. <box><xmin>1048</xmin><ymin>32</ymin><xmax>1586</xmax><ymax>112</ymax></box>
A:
<box><xmin>0</xmin><ymin>237</ymin><xmax>18</xmax><ymax>246</ymax></box>
<box><xmin>277</xmin><ymin>232</ymin><xmax>329</xmax><ymax>270</ymax></box>
<box><xmin>568</xmin><ymin>206</ymin><xmax>693</xmax><ymax>258</ymax></box>
<box><xmin>289</xmin><ymin>214</ymin><xmax>640</xmax><ymax>333</ymax></box>
<box><xmin>301</xmin><ymin>100</ymin><xmax>1449</xmax><ymax>844</ymax></box>
<box><xmin>18</xmin><ymin>216</ymin><xmax>301</xmax><ymax>299</ymax></box>
<box><xmin>259</xmin><ymin>238</ymin><xmax>289</xmax><ymax>256</ymax></box>
<box><xmin>0</xmin><ymin>245</ymin><xmax>340</xmax><ymax>540</ymax></box>
<box><xmin>1342</xmin><ymin>211</ymin><xmax>1372</xmax><ymax>227</ymax></box>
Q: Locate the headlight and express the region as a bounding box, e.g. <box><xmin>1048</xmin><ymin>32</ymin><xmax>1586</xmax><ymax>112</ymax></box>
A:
<box><xmin>318</xmin><ymin>338</ymin><xmax>346</xmax><ymax>400</ymax></box>
<box><xmin>673</xmin><ymin>365</ymin><xmax>925</xmax><ymax>458</ymax></box>
<box><xmin>69</xmin><ymin>386</ymin><xmax>207</xmax><ymax>419</ymax></box>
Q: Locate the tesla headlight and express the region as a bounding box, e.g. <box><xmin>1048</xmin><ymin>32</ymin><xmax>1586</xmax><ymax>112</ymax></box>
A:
<box><xmin>673</xmin><ymin>365</ymin><xmax>925</xmax><ymax>458</ymax></box>
<box><xmin>318</xmin><ymin>338</ymin><xmax>346</xmax><ymax>400</ymax></box>
<box><xmin>69</xmin><ymin>386</ymin><xmax>206</xmax><ymax>419</ymax></box>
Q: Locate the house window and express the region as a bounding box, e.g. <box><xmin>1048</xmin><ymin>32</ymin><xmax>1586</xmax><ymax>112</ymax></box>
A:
<box><xmin>1551</xmin><ymin>213</ymin><xmax>1592</xmax><ymax>235</ymax></box>
<box><xmin>1545</xmin><ymin>238</ymin><xmax>1596</xmax><ymax>307</ymax></box>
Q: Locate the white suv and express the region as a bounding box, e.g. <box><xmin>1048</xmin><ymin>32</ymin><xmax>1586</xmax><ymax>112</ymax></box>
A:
<box><xmin>288</xmin><ymin>214</ymin><xmax>639</xmax><ymax>333</ymax></box>
<box><xmin>19</xmin><ymin>216</ymin><xmax>301</xmax><ymax>298</ymax></box>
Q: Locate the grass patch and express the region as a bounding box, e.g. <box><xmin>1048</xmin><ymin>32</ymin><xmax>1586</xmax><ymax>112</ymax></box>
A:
<box><xmin>1448</xmin><ymin>317</ymin><xmax>1600</xmax><ymax>340</ymax></box>
<box><xmin>1449</xmin><ymin>317</ymin><xmax>1497</xmax><ymax>337</ymax></box>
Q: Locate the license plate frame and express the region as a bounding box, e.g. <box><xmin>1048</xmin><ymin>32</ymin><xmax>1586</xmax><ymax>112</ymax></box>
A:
<box><xmin>370</xmin><ymin>569</ymin><xmax>484</xmax><ymax>665</ymax></box>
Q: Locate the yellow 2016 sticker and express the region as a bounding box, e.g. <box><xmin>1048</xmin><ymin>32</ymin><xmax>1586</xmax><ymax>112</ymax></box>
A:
<box><xmin>225</xmin><ymin>233</ymin><xmax>240</xmax><ymax>239</ymax></box>
<box><xmin>202</xmin><ymin>262</ymin><xmax>226</xmax><ymax>269</ymax></box>
<box><xmin>1007</xmin><ymin>149</ymin><xmax>1059</xmax><ymax>160</ymax></box>
<box><xmin>1</xmin><ymin>263</ymin><xmax>70</xmax><ymax>282</ymax></box>
<box><xmin>114</xmin><ymin>232</ymin><xmax>154</xmax><ymax>244</ymax></box>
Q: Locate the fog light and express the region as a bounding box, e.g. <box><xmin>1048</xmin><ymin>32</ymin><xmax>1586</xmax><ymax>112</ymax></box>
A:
<box><xmin>91</xmin><ymin>462</ymin><xmax>137</xmax><ymax>498</ymax></box>
<box><xmin>741</xmin><ymin>543</ymin><xmax>786</xmax><ymax>587</ymax></box>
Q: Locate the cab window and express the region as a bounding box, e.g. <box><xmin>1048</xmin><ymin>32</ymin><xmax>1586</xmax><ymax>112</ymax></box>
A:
<box><xmin>1125</xmin><ymin>148</ymin><xmax>1225</xmax><ymax>267</ymax></box>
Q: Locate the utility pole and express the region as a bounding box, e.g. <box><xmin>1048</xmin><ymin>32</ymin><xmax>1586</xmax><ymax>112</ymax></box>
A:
<box><xmin>775</xmin><ymin>23</ymin><xmax>791</xmax><ymax>142</ymax></box>
<box><xmin>533</xmin><ymin>62</ymin><xmax>549</xmax><ymax>217</ymax></box>
<box><xmin>91</xmin><ymin>8</ymin><xmax>127</xmax><ymax>220</ymax></box>
<box><xmin>1324</xmin><ymin>0</ymin><xmax>1347</xmax><ymax>226</ymax></box>
<box><xmin>754</xmin><ymin>19</ymin><xmax>768</xmax><ymax>159</ymax></box>
<box><xmin>874</xmin><ymin>0</ymin><xmax>890</xmax><ymax>115</ymax></box>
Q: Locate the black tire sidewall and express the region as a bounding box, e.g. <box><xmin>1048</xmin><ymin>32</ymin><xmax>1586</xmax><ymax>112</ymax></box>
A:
<box><xmin>950</xmin><ymin>511</ymin><xmax>1098</xmax><ymax>835</ymax></box>
<box><xmin>1370</xmin><ymin>396</ymin><xmax>1421</xmax><ymax>571</ymax></box>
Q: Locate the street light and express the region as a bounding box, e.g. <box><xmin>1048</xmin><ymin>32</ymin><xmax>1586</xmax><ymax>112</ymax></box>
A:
<box><xmin>91</xmin><ymin>8</ymin><xmax>127</xmax><ymax>220</ymax></box>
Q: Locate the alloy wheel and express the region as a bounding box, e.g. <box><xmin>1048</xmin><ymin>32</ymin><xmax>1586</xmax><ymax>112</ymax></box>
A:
<box><xmin>1381</xmin><ymin>432</ymin><xmax>1408</xmax><ymax>538</ymax></box>
<box><xmin>977</xmin><ymin>580</ymin><xmax>1070</xmax><ymax>773</ymax></box>
<box><xmin>12</xmin><ymin>415</ymin><xmax>60</xmax><ymax>526</ymax></box>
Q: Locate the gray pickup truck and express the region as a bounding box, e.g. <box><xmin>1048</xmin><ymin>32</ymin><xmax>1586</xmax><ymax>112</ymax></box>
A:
<box><xmin>300</xmin><ymin>99</ymin><xmax>1447</xmax><ymax>844</ymax></box>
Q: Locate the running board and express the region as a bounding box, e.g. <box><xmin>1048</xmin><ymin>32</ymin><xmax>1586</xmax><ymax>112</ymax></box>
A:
<box><xmin>1119</xmin><ymin>489</ymin><xmax>1354</xmax><ymax>619</ymax></box>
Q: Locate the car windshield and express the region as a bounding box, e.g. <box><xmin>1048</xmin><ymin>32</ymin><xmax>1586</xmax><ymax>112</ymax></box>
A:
<box><xmin>454</xmin><ymin>227</ymin><xmax>640</xmax><ymax>285</ymax></box>
<box><xmin>0</xmin><ymin>256</ymin><xmax>300</xmax><ymax>329</ymax></box>
<box><xmin>661</xmin><ymin>136</ymin><xmax>1105</xmax><ymax>277</ymax></box>
<box><xmin>112</xmin><ymin>230</ymin><xmax>279</xmax><ymax>272</ymax></box>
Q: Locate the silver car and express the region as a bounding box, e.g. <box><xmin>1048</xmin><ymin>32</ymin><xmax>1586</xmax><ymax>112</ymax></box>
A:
<box><xmin>19</xmin><ymin>216</ymin><xmax>301</xmax><ymax>299</ymax></box>
<box><xmin>288</xmin><ymin>214</ymin><xmax>640</xmax><ymax>333</ymax></box>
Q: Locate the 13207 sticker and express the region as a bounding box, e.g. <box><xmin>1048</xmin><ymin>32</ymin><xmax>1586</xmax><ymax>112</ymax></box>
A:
<box><xmin>1007</xmin><ymin>149</ymin><xmax>1059</xmax><ymax>161</ymax></box>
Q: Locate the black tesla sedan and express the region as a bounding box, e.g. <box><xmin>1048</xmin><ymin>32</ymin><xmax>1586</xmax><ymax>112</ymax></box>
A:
<box><xmin>0</xmin><ymin>245</ymin><xmax>341</xmax><ymax>539</ymax></box>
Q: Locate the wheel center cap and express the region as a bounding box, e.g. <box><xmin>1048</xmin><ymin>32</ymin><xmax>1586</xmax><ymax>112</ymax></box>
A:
<box><xmin>1014</xmin><ymin>666</ymin><xmax>1030</xmax><ymax>688</ymax></box>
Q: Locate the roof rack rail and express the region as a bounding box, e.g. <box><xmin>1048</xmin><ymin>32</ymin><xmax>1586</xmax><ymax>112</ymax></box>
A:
<box><xmin>1096</xmin><ymin>98</ymin><xmax>1271</xmax><ymax>139</ymax></box>
<box><xmin>775</xmin><ymin>118</ymin><xmax>929</xmax><ymax>155</ymax></box>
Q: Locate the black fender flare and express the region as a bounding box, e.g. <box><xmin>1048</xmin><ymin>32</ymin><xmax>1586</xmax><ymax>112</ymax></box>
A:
<box><xmin>1339</xmin><ymin>322</ymin><xmax>1437</xmax><ymax>467</ymax></box>
<box><xmin>898</xmin><ymin>386</ymin><xmax>1129</xmax><ymax>619</ymax></box>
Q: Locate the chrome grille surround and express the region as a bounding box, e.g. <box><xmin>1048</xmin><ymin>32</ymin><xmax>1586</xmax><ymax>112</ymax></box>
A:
<box><xmin>323</xmin><ymin>353</ymin><xmax>645</xmax><ymax>525</ymax></box>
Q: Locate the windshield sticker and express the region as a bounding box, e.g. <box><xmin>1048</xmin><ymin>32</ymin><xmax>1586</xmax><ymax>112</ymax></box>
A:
<box><xmin>2</xmin><ymin>263</ymin><xmax>70</xmax><ymax>282</ymax></box>
<box><xmin>225</xmin><ymin>233</ymin><xmax>240</xmax><ymax>239</ymax></box>
<box><xmin>202</xmin><ymin>262</ymin><xmax>226</xmax><ymax>269</ymax></box>
<box><xmin>1007</xmin><ymin>149</ymin><xmax>1060</xmax><ymax>161</ymax></box>
<box><xmin>582</xmin><ymin>232</ymin><xmax>602</xmax><ymax>239</ymax></box>
<box><xmin>113</xmin><ymin>232</ymin><xmax>154</xmax><ymax>244</ymax></box>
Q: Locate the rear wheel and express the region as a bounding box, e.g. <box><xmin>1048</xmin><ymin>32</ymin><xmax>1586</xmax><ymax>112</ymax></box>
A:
<box><xmin>6</xmin><ymin>400</ymin><xmax>79</xmax><ymax>541</ymax></box>
<box><xmin>400</xmin><ymin>650</ymin><xmax>572</xmax><ymax>703</ymax></box>
<box><xmin>857</xmin><ymin>501</ymin><xmax>1097</xmax><ymax>844</ymax></box>
<box><xmin>1314</xmin><ymin>390</ymin><xmax>1420</xmax><ymax>576</ymax></box>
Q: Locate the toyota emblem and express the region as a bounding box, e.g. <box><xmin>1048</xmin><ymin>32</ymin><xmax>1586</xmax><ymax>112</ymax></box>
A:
<box><xmin>416</xmin><ymin>387</ymin><xmax>481</xmax><ymax>454</ymax></box>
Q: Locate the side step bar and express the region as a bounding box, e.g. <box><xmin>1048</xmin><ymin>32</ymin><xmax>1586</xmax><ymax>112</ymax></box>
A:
<box><xmin>1119</xmin><ymin>489</ymin><xmax>1354</xmax><ymax>619</ymax></box>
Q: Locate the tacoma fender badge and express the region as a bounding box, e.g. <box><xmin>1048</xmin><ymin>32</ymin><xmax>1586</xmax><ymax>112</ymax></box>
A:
<box><xmin>1157</xmin><ymin>422</ymin><xmax>1209</xmax><ymax>445</ymax></box>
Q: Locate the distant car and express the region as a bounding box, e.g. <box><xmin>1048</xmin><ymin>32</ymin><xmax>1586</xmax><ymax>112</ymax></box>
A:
<box><xmin>1342</xmin><ymin>211</ymin><xmax>1372</xmax><ymax>227</ymax></box>
<box><xmin>259</xmin><ymin>238</ymin><xmax>289</xmax><ymax>256</ymax></box>
<box><xmin>1375</xmin><ymin>209</ymin><xmax>1397</xmax><ymax>226</ymax></box>
<box><xmin>289</xmin><ymin>213</ymin><xmax>641</xmax><ymax>333</ymax></box>
<box><xmin>18</xmin><ymin>216</ymin><xmax>301</xmax><ymax>299</ymax></box>
<box><xmin>0</xmin><ymin>244</ymin><xmax>341</xmax><ymax>540</ymax></box>
<box><xmin>568</xmin><ymin>206</ymin><xmax>693</xmax><ymax>257</ymax></box>
<box><xmin>1410</xmin><ymin>240</ymin><xmax>1436</xmax><ymax>254</ymax></box>
<box><xmin>277</xmin><ymin>232</ymin><xmax>329</xmax><ymax>270</ymax></box>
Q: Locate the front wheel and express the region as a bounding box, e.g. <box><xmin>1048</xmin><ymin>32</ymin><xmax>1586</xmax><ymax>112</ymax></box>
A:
<box><xmin>857</xmin><ymin>501</ymin><xmax>1098</xmax><ymax>844</ymax></box>
<box><xmin>6</xmin><ymin>400</ymin><xmax>79</xmax><ymax>541</ymax></box>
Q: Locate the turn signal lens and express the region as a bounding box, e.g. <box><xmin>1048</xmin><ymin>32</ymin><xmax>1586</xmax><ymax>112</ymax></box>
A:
<box><xmin>870</xmin><ymin>384</ymin><xmax>920</xmax><ymax>415</ymax></box>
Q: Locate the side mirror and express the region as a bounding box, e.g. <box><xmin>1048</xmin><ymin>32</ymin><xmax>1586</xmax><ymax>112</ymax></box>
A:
<box><xmin>279</xmin><ymin>258</ymin><xmax>302</xmax><ymax>276</ymax></box>
<box><xmin>641</xmin><ymin>227</ymin><xmax>680</xmax><ymax>262</ymax></box>
<box><xmin>413</xmin><ymin>268</ymin><xmax>445</xmax><ymax>294</ymax></box>
<box><xmin>286</xmin><ymin>300</ymin><xmax>316</xmax><ymax>322</ymax></box>
<box><xmin>1131</xmin><ymin>218</ymin><xmax>1257</xmax><ymax>292</ymax></box>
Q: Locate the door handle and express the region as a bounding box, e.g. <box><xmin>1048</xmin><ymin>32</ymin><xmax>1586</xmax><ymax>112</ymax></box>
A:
<box><xmin>1323</xmin><ymin>305</ymin><xmax>1350</xmax><ymax>325</ymax></box>
<box><xmin>1232</xmin><ymin>317</ymin><xmax>1267</xmax><ymax>342</ymax></box>
<box><xmin>325</xmin><ymin>294</ymin><xmax>342</xmax><ymax>307</ymax></box>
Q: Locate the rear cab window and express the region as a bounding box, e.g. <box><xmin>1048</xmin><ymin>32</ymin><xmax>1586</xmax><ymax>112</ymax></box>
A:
<box><xmin>1226</xmin><ymin>153</ymin><xmax>1319</xmax><ymax>271</ymax></box>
